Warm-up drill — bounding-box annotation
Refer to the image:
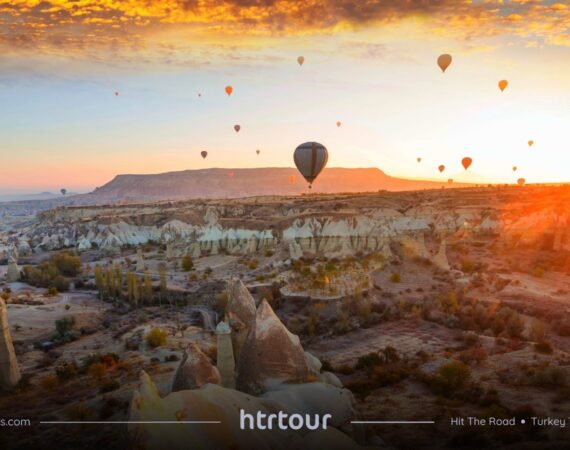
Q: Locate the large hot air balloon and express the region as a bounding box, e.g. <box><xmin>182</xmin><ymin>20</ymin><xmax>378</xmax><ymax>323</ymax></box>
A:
<box><xmin>417</xmin><ymin>157</ymin><xmax>422</xmax><ymax>163</ymax></box>
<box><xmin>462</xmin><ymin>157</ymin><xmax>472</xmax><ymax>170</ymax></box>
<box><xmin>517</xmin><ymin>178</ymin><xmax>525</xmax><ymax>186</ymax></box>
<box><xmin>498</xmin><ymin>80</ymin><xmax>508</xmax><ymax>92</ymax></box>
<box><xmin>293</xmin><ymin>142</ymin><xmax>328</xmax><ymax>188</ymax></box>
<box><xmin>297</xmin><ymin>56</ymin><xmax>305</xmax><ymax>66</ymax></box>
<box><xmin>336</xmin><ymin>121</ymin><xmax>341</xmax><ymax>128</ymax></box>
<box><xmin>438</xmin><ymin>165</ymin><xmax>445</xmax><ymax>173</ymax></box>
<box><xmin>437</xmin><ymin>54</ymin><xmax>452</xmax><ymax>72</ymax></box>
<box><xmin>528</xmin><ymin>140</ymin><xmax>534</xmax><ymax>147</ymax></box>
<box><xmin>234</xmin><ymin>125</ymin><xmax>241</xmax><ymax>133</ymax></box>
<box><xmin>201</xmin><ymin>151</ymin><xmax>208</xmax><ymax>159</ymax></box>
<box><xmin>512</xmin><ymin>166</ymin><xmax>517</xmax><ymax>172</ymax></box>
<box><xmin>60</xmin><ymin>188</ymin><xmax>67</xmax><ymax>196</ymax></box>
<box><xmin>225</xmin><ymin>86</ymin><xmax>233</xmax><ymax>96</ymax></box>
<box><xmin>256</xmin><ymin>150</ymin><xmax>260</xmax><ymax>155</ymax></box>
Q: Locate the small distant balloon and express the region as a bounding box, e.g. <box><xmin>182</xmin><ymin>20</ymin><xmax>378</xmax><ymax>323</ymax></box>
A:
<box><xmin>517</xmin><ymin>178</ymin><xmax>525</xmax><ymax>186</ymax></box>
<box><xmin>512</xmin><ymin>166</ymin><xmax>517</xmax><ymax>172</ymax></box>
<box><xmin>297</xmin><ymin>56</ymin><xmax>305</xmax><ymax>66</ymax></box>
<box><xmin>114</xmin><ymin>91</ymin><xmax>119</xmax><ymax>97</ymax></box>
<box><xmin>198</xmin><ymin>93</ymin><xmax>202</xmax><ymax>97</ymax></box>
<box><xmin>201</xmin><ymin>151</ymin><xmax>208</xmax><ymax>159</ymax></box>
<box><xmin>528</xmin><ymin>140</ymin><xmax>534</xmax><ymax>147</ymax></box>
<box><xmin>437</xmin><ymin>54</ymin><xmax>452</xmax><ymax>72</ymax></box>
<box><xmin>462</xmin><ymin>157</ymin><xmax>472</xmax><ymax>170</ymax></box>
<box><xmin>294</xmin><ymin>142</ymin><xmax>328</xmax><ymax>188</ymax></box>
<box><xmin>225</xmin><ymin>86</ymin><xmax>233</xmax><ymax>96</ymax></box>
<box><xmin>256</xmin><ymin>149</ymin><xmax>260</xmax><ymax>155</ymax></box>
<box><xmin>60</xmin><ymin>188</ymin><xmax>67</xmax><ymax>196</ymax></box>
<box><xmin>336</xmin><ymin>121</ymin><xmax>341</xmax><ymax>128</ymax></box>
<box><xmin>227</xmin><ymin>170</ymin><xmax>234</xmax><ymax>177</ymax></box>
<box><xmin>417</xmin><ymin>157</ymin><xmax>422</xmax><ymax>163</ymax></box>
<box><xmin>438</xmin><ymin>165</ymin><xmax>445</xmax><ymax>173</ymax></box>
<box><xmin>234</xmin><ymin>124</ymin><xmax>241</xmax><ymax>133</ymax></box>
<box><xmin>498</xmin><ymin>80</ymin><xmax>508</xmax><ymax>92</ymax></box>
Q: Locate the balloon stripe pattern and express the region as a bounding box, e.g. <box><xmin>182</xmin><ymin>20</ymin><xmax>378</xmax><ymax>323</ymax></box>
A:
<box><xmin>294</xmin><ymin>142</ymin><xmax>328</xmax><ymax>186</ymax></box>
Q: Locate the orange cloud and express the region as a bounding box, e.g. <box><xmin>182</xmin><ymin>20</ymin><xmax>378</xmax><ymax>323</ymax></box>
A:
<box><xmin>0</xmin><ymin>0</ymin><xmax>569</xmax><ymax>57</ymax></box>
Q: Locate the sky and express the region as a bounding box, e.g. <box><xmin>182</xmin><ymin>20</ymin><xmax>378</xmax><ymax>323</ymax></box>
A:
<box><xmin>0</xmin><ymin>0</ymin><xmax>569</xmax><ymax>194</ymax></box>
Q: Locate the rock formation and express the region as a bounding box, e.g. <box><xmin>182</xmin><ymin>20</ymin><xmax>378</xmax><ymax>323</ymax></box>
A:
<box><xmin>5</xmin><ymin>245</ymin><xmax>20</xmax><ymax>282</ymax></box>
<box><xmin>431</xmin><ymin>237</ymin><xmax>450</xmax><ymax>271</ymax></box>
<box><xmin>170</xmin><ymin>343</ymin><xmax>220</xmax><ymax>392</ymax></box>
<box><xmin>0</xmin><ymin>298</ymin><xmax>21</xmax><ymax>390</ymax></box>
<box><xmin>216</xmin><ymin>321</ymin><xmax>235</xmax><ymax>389</ymax></box>
<box><xmin>225</xmin><ymin>279</ymin><xmax>256</xmax><ymax>362</ymax></box>
<box><xmin>166</xmin><ymin>243</ymin><xmax>174</xmax><ymax>260</ymax></box>
<box><xmin>136</xmin><ymin>248</ymin><xmax>145</xmax><ymax>271</ymax></box>
<box><xmin>237</xmin><ymin>299</ymin><xmax>310</xmax><ymax>394</ymax></box>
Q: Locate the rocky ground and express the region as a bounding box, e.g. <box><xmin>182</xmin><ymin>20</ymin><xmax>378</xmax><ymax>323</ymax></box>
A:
<box><xmin>0</xmin><ymin>185</ymin><xmax>569</xmax><ymax>449</ymax></box>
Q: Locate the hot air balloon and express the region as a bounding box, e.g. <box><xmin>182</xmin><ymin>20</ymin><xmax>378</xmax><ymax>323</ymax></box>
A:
<box><xmin>528</xmin><ymin>140</ymin><xmax>534</xmax><ymax>147</ymax></box>
<box><xmin>517</xmin><ymin>178</ymin><xmax>525</xmax><ymax>186</ymax></box>
<box><xmin>437</xmin><ymin>54</ymin><xmax>452</xmax><ymax>72</ymax></box>
<box><xmin>512</xmin><ymin>166</ymin><xmax>517</xmax><ymax>172</ymax></box>
<box><xmin>293</xmin><ymin>142</ymin><xmax>328</xmax><ymax>188</ymax></box>
<box><xmin>227</xmin><ymin>170</ymin><xmax>234</xmax><ymax>177</ymax></box>
<box><xmin>225</xmin><ymin>86</ymin><xmax>233</xmax><ymax>96</ymax></box>
<box><xmin>498</xmin><ymin>80</ymin><xmax>508</xmax><ymax>92</ymax></box>
<box><xmin>234</xmin><ymin>125</ymin><xmax>241</xmax><ymax>133</ymax></box>
<box><xmin>256</xmin><ymin>150</ymin><xmax>260</xmax><ymax>155</ymax></box>
<box><xmin>201</xmin><ymin>151</ymin><xmax>208</xmax><ymax>159</ymax></box>
<box><xmin>297</xmin><ymin>56</ymin><xmax>305</xmax><ymax>66</ymax></box>
<box><xmin>462</xmin><ymin>157</ymin><xmax>472</xmax><ymax>170</ymax></box>
<box><xmin>438</xmin><ymin>165</ymin><xmax>445</xmax><ymax>173</ymax></box>
<box><xmin>198</xmin><ymin>93</ymin><xmax>202</xmax><ymax>97</ymax></box>
<box><xmin>60</xmin><ymin>188</ymin><xmax>67</xmax><ymax>196</ymax></box>
<box><xmin>114</xmin><ymin>91</ymin><xmax>119</xmax><ymax>97</ymax></box>
<box><xmin>417</xmin><ymin>157</ymin><xmax>422</xmax><ymax>163</ymax></box>
<box><xmin>336</xmin><ymin>121</ymin><xmax>341</xmax><ymax>128</ymax></box>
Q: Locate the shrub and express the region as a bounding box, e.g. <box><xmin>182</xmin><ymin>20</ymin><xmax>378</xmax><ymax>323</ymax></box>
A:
<box><xmin>531</xmin><ymin>366</ymin><xmax>567</xmax><ymax>389</ymax></box>
<box><xmin>99</xmin><ymin>379</ymin><xmax>120</xmax><ymax>393</ymax></box>
<box><xmin>88</xmin><ymin>362</ymin><xmax>107</xmax><ymax>380</ymax></box>
<box><xmin>389</xmin><ymin>272</ymin><xmax>401</xmax><ymax>283</ymax></box>
<box><xmin>533</xmin><ymin>266</ymin><xmax>545</xmax><ymax>278</ymax></box>
<box><xmin>145</xmin><ymin>328</ymin><xmax>168</xmax><ymax>348</ymax></box>
<box><xmin>40</xmin><ymin>374</ymin><xmax>58</xmax><ymax>391</ymax></box>
<box><xmin>55</xmin><ymin>316</ymin><xmax>75</xmax><ymax>337</ymax></box>
<box><xmin>181</xmin><ymin>256</ymin><xmax>194</xmax><ymax>272</ymax></box>
<box><xmin>431</xmin><ymin>361</ymin><xmax>471</xmax><ymax>395</ymax></box>
<box><xmin>534</xmin><ymin>341</ymin><xmax>553</xmax><ymax>354</ymax></box>
<box><xmin>55</xmin><ymin>362</ymin><xmax>77</xmax><ymax>381</ymax></box>
<box><xmin>356</xmin><ymin>352</ymin><xmax>382</xmax><ymax>372</ymax></box>
<box><xmin>461</xmin><ymin>260</ymin><xmax>476</xmax><ymax>273</ymax></box>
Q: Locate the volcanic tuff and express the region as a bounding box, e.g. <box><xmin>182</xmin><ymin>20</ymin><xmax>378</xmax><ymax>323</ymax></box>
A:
<box><xmin>13</xmin><ymin>187</ymin><xmax>570</xmax><ymax>262</ymax></box>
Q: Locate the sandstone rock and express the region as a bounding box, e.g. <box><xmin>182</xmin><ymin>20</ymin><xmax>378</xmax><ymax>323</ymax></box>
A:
<box><xmin>431</xmin><ymin>237</ymin><xmax>450</xmax><ymax>271</ymax></box>
<box><xmin>237</xmin><ymin>299</ymin><xmax>310</xmax><ymax>394</ymax></box>
<box><xmin>304</xmin><ymin>351</ymin><xmax>322</xmax><ymax>377</ymax></box>
<box><xmin>320</xmin><ymin>371</ymin><xmax>343</xmax><ymax>388</ymax></box>
<box><xmin>171</xmin><ymin>343</ymin><xmax>220</xmax><ymax>392</ymax></box>
<box><xmin>0</xmin><ymin>299</ymin><xmax>21</xmax><ymax>390</ymax></box>
<box><xmin>216</xmin><ymin>321</ymin><xmax>235</xmax><ymax>389</ymax></box>
<box><xmin>6</xmin><ymin>261</ymin><xmax>20</xmax><ymax>282</ymax></box>
<box><xmin>225</xmin><ymin>279</ymin><xmax>256</xmax><ymax>362</ymax></box>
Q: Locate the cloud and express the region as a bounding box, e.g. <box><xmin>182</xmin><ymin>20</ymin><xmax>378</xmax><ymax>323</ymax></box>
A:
<box><xmin>0</xmin><ymin>0</ymin><xmax>568</xmax><ymax>60</ymax></box>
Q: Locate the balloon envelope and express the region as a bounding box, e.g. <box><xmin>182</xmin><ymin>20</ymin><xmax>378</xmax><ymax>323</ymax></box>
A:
<box><xmin>437</xmin><ymin>54</ymin><xmax>452</xmax><ymax>72</ymax></box>
<box><xmin>234</xmin><ymin>125</ymin><xmax>240</xmax><ymax>133</ymax></box>
<box><xmin>60</xmin><ymin>188</ymin><xmax>67</xmax><ymax>196</ymax></box>
<box><xmin>225</xmin><ymin>86</ymin><xmax>233</xmax><ymax>96</ymax></box>
<box><xmin>512</xmin><ymin>166</ymin><xmax>517</xmax><ymax>172</ymax></box>
<box><xmin>517</xmin><ymin>178</ymin><xmax>525</xmax><ymax>186</ymax></box>
<box><xmin>227</xmin><ymin>171</ymin><xmax>234</xmax><ymax>177</ymax></box>
<box><xmin>528</xmin><ymin>140</ymin><xmax>534</xmax><ymax>147</ymax></box>
<box><xmin>114</xmin><ymin>91</ymin><xmax>119</xmax><ymax>96</ymax></box>
<box><xmin>417</xmin><ymin>157</ymin><xmax>422</xmax><ymax>163</ymax></box>
<box><xmin>297</xmin><ymin>56</ymin><xmax>304</xmax><ymax>66</ymax></box>
<box><xmin>462</xmin><ymin>157</ymin><xmax>472</xmax><ymax>170</ymax></box>
<box><xmin>336</xmin><ymin>121</ymin><xmax>341</xmax><ymax>127</ymax></box>
<box><xmin>256</xmin><ymin>150</ymin><xmax>260</xmax><ymax>155</ymax></box>
<box><xmin>201</xmin><ymin>151</ymin><xmax>208</xmax><ymax>159</ymax></box>
<box><xmin>498</xmin><ymin>80</ymin><xmax>508</xmax><ymax>92</ymax></box>
<box><xmin>438</xmin><ymin>165</ymin><xmax>445</xmax><ymax>173</ymax></box>
<box><xmin>294</xmin><ymin>142</ymin><xmax>329</xmax><ymax>186</ymax></box>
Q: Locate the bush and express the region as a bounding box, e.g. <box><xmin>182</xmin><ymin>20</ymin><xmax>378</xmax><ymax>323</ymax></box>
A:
<box><xmin>145</xmin><ymin>328</ymin><xmax>168</xmax><ymax>348</ymax></box>
<box><xmin>55</xmin><ymin>316</ymin><xmax>75</xmax><ymax>337</ymax></box>
<box><xmin>182</xmin><ymin>256</ymin><xmax>194</xmax><ymax>272</ymax></box>
<box><xmin>88</xmin><ymin>363</ymin><xmax>107</xmax><ymax>380</ymax></box>
<box><xmin>531</xmin><ymin>366</ymin><xmax>567</xmax><ymax>389</ymax></box>
<box><xmin>533</xmin><ymin>266</ymin><xmax>545</xmax><ymax>278</ymax></box>
<box><xmin>40</xmin><ymin>375</ymin><xmax>58</xmax><ymax>391</ymax></box>
<box><xmin>431</xmin><ymin>361</ymin><xmax>471</xmax><ymax>395</ymax></box>
<box><xmin>534</xmin><ymin>341</ymin><xmax>553</xmax><ymax>354</ymax></box>
<box><xmin>55</xmin><ymin>362</ymin><xmax>77</xmax><ymax>381</ymax></box>
<box><xmin>389</xmin><ymin>272</ymin><xmax>401</xmax><ymax>283</ymax></box>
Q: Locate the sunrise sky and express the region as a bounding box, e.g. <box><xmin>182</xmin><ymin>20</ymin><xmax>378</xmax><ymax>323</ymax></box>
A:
<box><xmin>1</xmin><ymin>0</ymin><xmax>569</xmax><ymax>194</ymax></box>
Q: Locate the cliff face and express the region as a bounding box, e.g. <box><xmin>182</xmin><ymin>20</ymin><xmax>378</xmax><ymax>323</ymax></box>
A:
<box><xmin>14</xmin><ymin>186</ymin><xmax>570</xmax><ymax>260</ymax></box>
